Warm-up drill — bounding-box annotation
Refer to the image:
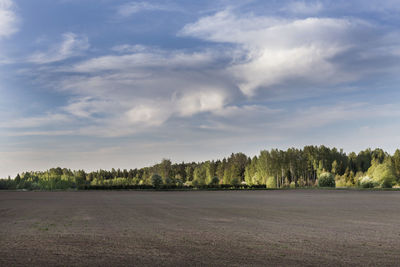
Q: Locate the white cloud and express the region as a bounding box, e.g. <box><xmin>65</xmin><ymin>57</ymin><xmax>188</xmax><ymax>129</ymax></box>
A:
<box><xmin>0</xmin><ymin>113</ymin><xmax>71</xmax><ymax>128</ymax></box>
<box><xmin>0</xmin><ymin>0</ymin><xmax>18</xmax><ymax>38</ymax></box>
<box><xmin>70</xmin><ymin>49</ymin><xmax>217</xmax><ymax>73</ymax></box>
<box><xmin>216</xmin><ymin>104</ymin><xmax>281</xmax><ymax>118</ymax></box>
<box><xmin>126</xmin><ymin>103</ymin><xmax>171</xmax><ymax>127</ymax></box>
<box><xmin>62</xmin><ymin>97</ymin><xmax>115</xmax><ymax>118</ymax></box>
<box><xmin>28</xmin><ymin>32</ymin><xmax>89</xmax><ymax>64</ymax></box>
<box><xmin>111</xmin><ymin>44</ymin><xmax>148</xmax><ymax>53</ymax></box>
<box><xmin>10</xmin><ymin>7</ymin><xmax>400</xmax><ymax>140</ymax></box>
<box><xmin>17</xmin><ymin>46</ymin><xmax>235</xmax><ymax>137</ymax></box>
<box><xmin>180</xmin><ymin>10</ymin><xmax>385</xmax><ymax>96</ymax></box>
<box><xmin>176</xmin><ymin>90</ymin><xmax>227</xmax><ymax>117</ymax></box>
<box><xmin>284</xmin><ymin>1</ymin><xmax>323</xmax><ymax>15</ymax></box>
<box><xmin>117</xmin><ymin>2</ymin><xmax>173</xmax><ymax>17</ymax></box>
<box><xmin>269</xmin><ymin>102</ymin><xmax>400</xmax><ymax>130</ymax></box>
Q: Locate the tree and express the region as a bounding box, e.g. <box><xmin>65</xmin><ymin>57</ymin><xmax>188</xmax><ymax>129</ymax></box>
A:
<box><xmin>193</xmin><ymin>164</ymin><xmax>206</xmax><ymax>186</ymax></box>
<box><xmin>204</xmin><ymin>161</ymin><xmax>216</xmax><ymax>185</ymax></box>
<box><xmin>3</xmin><ymin>145</ymin><xmax>400</xmax><ymax>190</ymax></box>
<box><xmin>331</xmin><ymin>160</ymin><xmax>338</xmax><ymax>175</ymax></box>
<box><xmin>209</xmin><ymin>176</ymin><xmax>220</xmax><ymax>186</ymax></box>
<box><xmin>318</xmin><ymin>172</ymin><xmax>335</xmax><ymax>187</ymax></box>
<box><xmin>151</xmin><ymin>174</ymin><xmax>163</xmax><ymax>188</ymax></box>
<box><xmin>216</xmin><ymin>159</ymin><xmax>226</xmax><ymax>183</ymax></box>
<box><xmin>185</xmin><ymin>165</ymin><xmax>194</xmax><ymax>182</ymax></box>
<box><xmin>266</xmin><ymin>176</ymin><xmax>276</xmax><ymax>189</ymax></box>
<box><xmin>257</xmin><ymin>150</ymin><xmax>270</xmax><ymax>185</ymax></box>
<box><xmin>156</xmin><ymin>159</ymin><xmax>173</xmax><ymax>183</ymax></box>
<box><xmin>368</xmin><ymin>159</ymin><xmax>396</xmax><ymax>188</ymax></box>
<box><xmin>245</xmin><ymin>156</ymin><xmax>258</xmax><ymax>185</ymax></box>
<box><xmin>224</xmin><ymin>153</ymin><xmax>248</xmax><ymax>184</ymax></box>
<box><xmin>393</xmin><ymin>149</ymin><xmax>400</xmax><ymax>182</ymax></box>
<box><xmin>15</xmin><ymin>174</ymin><xmax>21</xmax><ymax>184</ymax></box>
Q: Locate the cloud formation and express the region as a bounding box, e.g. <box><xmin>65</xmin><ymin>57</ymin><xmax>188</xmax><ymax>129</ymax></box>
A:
<box><xmin>9</xmin><ymin>5</ymin><xmax>400</xmax><ymax>140</ymax></box>
<box><xmin>181</xmin><ymin>10</ymin><xmax>398</xmax><ymax>96</ymax></box>
<box><xmin>284</xmin><ymin>1</ymin><xmax>323</xmax><ymax>15</ymax></box>
<box><xmin>28</xmin><ymin>32</ymin><xmax>89</xmax><ymax>64</ymax></box>
<box><xmin>117</xmin><ymin>1</ymin><xmax>175</xmax><ymax>17</ymax></box>
<box><xmin>2</xmin><ymin>1</ymin><xmax>400</xmax><ymax>177</ymax></box>
<box><xmin>0</xmin><ymin>0</ymin><xmax>17</xmax><ymax>38</ymax></box>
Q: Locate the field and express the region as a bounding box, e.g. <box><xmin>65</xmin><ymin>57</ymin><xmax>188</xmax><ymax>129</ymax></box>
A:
<box><xmin>1</xmin><ymin>190</ymin><xmax>400</xmax><ymax>266</ymax></box>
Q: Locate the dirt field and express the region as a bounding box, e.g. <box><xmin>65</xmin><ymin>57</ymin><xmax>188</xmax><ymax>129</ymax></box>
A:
<box><xmin>1</xmin><ymin>190</ymin><xmax>400</xmax><ymax>266</ymax></box>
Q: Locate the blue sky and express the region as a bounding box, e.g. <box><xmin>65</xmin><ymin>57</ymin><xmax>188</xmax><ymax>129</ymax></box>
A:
<box><xmin>1</xmin><ymin>0</ymin><xmax>400</xmax><ymax>177</ymax></box>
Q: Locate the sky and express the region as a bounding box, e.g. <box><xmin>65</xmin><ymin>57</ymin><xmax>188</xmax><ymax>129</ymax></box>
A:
<box><xmin>1</xmin><ymin>0</ymin><xmax>400</xmax><ymax>177</ymax></box>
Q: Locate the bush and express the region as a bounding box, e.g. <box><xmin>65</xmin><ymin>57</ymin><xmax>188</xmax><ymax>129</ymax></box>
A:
<box><xmin>266</xmin><ymin>176</ymin><xmax>276</xmax><ymax>189</ymax></box>
<box><xmin>373</xmin><ymin>163</ymin><xmax>395</xmax><ymax>188</ymax></box>
<box><xmin>359</xmin><ymin>176</ymin><xmax>377</xmax><ymax>188</ymax></box>
<box><xmin>367</xmin><ymin>160</ymin><xmax>396</xmax><ymax>188</ymax></box>
<box><xmin>318</xmin><ymin>172</ymin><xmax>335</xmax><ymax>187</ymax></box>
<box><xmin>209</xmin><ymin>176</ymin><xmax>220</xmax><ymax>186</ymax></box>
<box><xmin>289</xmin><ymin>181</ymin><xmax>296</xmax><ymax>189</ymax></box>
<box><xmin>151</xmin><ymin>174</ymin><xmax>163</xmax><ymax>188</ymax></box>
<box><xmin>335</xmin><ymin>176</ymin><xmax>346</xmax><ymax>188</ymax></box>
<box><xmin>192</xmin><ymin>179</ymin><xmax>200</xmax><ymax>187</ymax></box>
<box><xmin>164</xmin><ymin>177</ymin><xmax>173</xmax><ymax>186</ymax></box>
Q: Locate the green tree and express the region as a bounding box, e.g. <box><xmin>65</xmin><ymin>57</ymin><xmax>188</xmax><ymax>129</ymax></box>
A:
<box><xmin>368</xmin><ymin>159</ymin><xmax>396</xmax><ymax>188</ymax></box>
<box><xmin>318</xmin><ymin>172</ymin><xmax>335</xmax><ymax>187</ymax></box>
<box><xmin>393</xmin><ymin>149</ymin><xmax>400</xmax><ymax>182</ymax></box>
<box><xmin>151</xmin><ymin>174</ymin><xmax>163</xmax><ymax>188</ymax></box>
<box><xmin>193</xmin><ymin>165</ymin><xmax>206</xmax><ymax>186</ymax></box>
<box><xmin>331</xmin><ymin>160</ymin><xmax>338</xmax><ymax>174</ymax></box>
<box><xmin>266</xmin><ymin>176</ymin><xmax>276</xmax><ymax>189</ymax></box>
<box><xmin>15</xmin><ymin>174</ymin><xmax>21</xmax><ymax>184</ymax></box>
<box><xmin>209</xmin><ymin>176</ymin><xmax>220</xmax><ymax>186</ymax></box>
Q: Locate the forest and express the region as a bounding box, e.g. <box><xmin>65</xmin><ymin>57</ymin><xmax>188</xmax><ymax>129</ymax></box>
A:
<box><xmin>1</xmin><ymin>146</ymin><xmax>400</xmax><ymax>190</ymax></box>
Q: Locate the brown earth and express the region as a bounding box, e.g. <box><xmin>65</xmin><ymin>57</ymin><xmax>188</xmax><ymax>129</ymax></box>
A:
<box><xmin>1</xmin><ymin>190</ymin><xmax>400</xmax><ymax>266</ymax></box>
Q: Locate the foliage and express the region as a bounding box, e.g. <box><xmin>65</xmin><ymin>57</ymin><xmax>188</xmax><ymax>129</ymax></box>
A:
<box><xmin>359</xmin><ymin>176</ymin><xmax>377</xmax><ymax>188</ymax></box>
<box><xmin>2</xmin><ymin>146</ymin><xmax>400</xmax><ymax>190</ymax></box>
<box><xmin>266</xmin><ymin>176</ymin><xmax>276</xmax><ymax>189</ymax></box>
<box><xmin>318</xmin><ymin>172</ymin><xmax>335</xmax><ymax>187</ymax></box>
<box><xmin>367</xmin><ymin>160</ymin><xmax>396</xmax><ymax>188</ymax></box>
<box><xmin>151</xmin><ymin>174</ymin><xmax>163</xmax><ymax>188</ymax></box>
<box><xmin>210</xmin><ymin>176</ymin><xmax>220</xmax><ymax>186</ymax></box>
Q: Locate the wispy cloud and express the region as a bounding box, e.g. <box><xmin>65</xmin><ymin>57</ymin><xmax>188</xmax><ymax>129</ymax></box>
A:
<box><xmin>11</xmin><ymin>6</ymin><xmax>400</xmax><ymax>139</ymax></box>
<box><xmin>28</xmin><ymin>32</ymin><xmax>89</xmax><ymax>64</ymax></box>
<box><xmin>0</xmin><ymin>113</ymin><xmax>71</xmax><ymax>129</ymax></box>
<box><xmin>283</xmin><ymin>1</ymin><xmax>323</xmax><ymax>15</ymax></box>
<box><xmin>117</xmin><ymin>1</ymin><xmax>175</xmax><ymax>17</ymax></box>
<box><xmin>2</xmin><ymin>0</ymin><xmax>400</xmax><ymax>178</ymax></box>
<box><xmin>180</xmin><ymin>9</ymin><xmax>399</xmax><ymax>96</ymax></box>
<box><xmin>111</xmin><ymin>44</ymin><xmax>149</xmax><ymax>53</ymax></box>
<box><xmin>0</xmin><ymin>0</ymin><xmax>18</xmax><ymax>38</ymax></box>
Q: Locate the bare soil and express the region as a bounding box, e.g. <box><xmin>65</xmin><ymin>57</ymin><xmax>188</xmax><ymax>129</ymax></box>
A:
<box><xmin>1</xmin><ymin>190</ymin><xmax>400</xmax><ymax>266</ymax></box>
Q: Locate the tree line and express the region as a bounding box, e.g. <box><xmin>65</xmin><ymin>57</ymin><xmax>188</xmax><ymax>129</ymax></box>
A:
<box><xmin>1</xmin><ymin>146</ymin><xmax>400</xmax><ymax>190</ymax></box>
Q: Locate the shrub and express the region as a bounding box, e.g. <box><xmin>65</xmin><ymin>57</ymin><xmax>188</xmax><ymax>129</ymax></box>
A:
<box><xmin>297</xmin><ymin>178</ymin><xmax>307</xmax><ymax>187</ymax></box>
<box><xmin>318</xmin><ymin>172</ymin><xmax>335</xmax><ymax>187</ymax></box>
<box><xmin>175</xmin><ymin>178</ymin><xmax>183</xmax><ymax>186</ymax></box>
<box><xmin>359</xmin><ymin>176</ymin><xmax>377</xmax><ymax>188</ymax></box>
<box><xmin>210</xmin><ymin>176</ymin><xmax>220</xmax><ymax>186</ymax></box>
<box><xmin>266</xmin><ymin>176</ymin><xmax>276</xmax><ymax>189</ymax></box>
<box><xmin>192</xmin><ymin>179</ymin><xmax>199</xmax><ymax>187</ymax></box>
<box><xmin>289</xmin><ymin>181</ymin><xmax>296</xmax><ymax>189</ymax></box>
<box><xmin>164</xmin><ymin>177</ymin><xmax>173</xmax><ymax>186</ymax></box>
<box><xmin>367</xmin><ymin>160</ymin><xmax>396</xmax><ymax>188</ymax></box>
<box><xmin>151</xmin><ymin>174</ymin><xmax>163</xmax><ymax>188</ymax></box>
<box><xmin>335</xmin><ymin>174</ymin><xmax>347</xmax><ymax>188</ymax></box>
<box><xmin>372</xmin><ymin>163</ymin><xmax>395</xmax><ymax>188</ymax></box>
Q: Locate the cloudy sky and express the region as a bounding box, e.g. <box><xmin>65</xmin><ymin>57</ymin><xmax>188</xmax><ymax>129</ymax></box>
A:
<box><xmin>1</xmin><ymin>0</ymin><xmax>400</xmax><ymax>177</ymax></box>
